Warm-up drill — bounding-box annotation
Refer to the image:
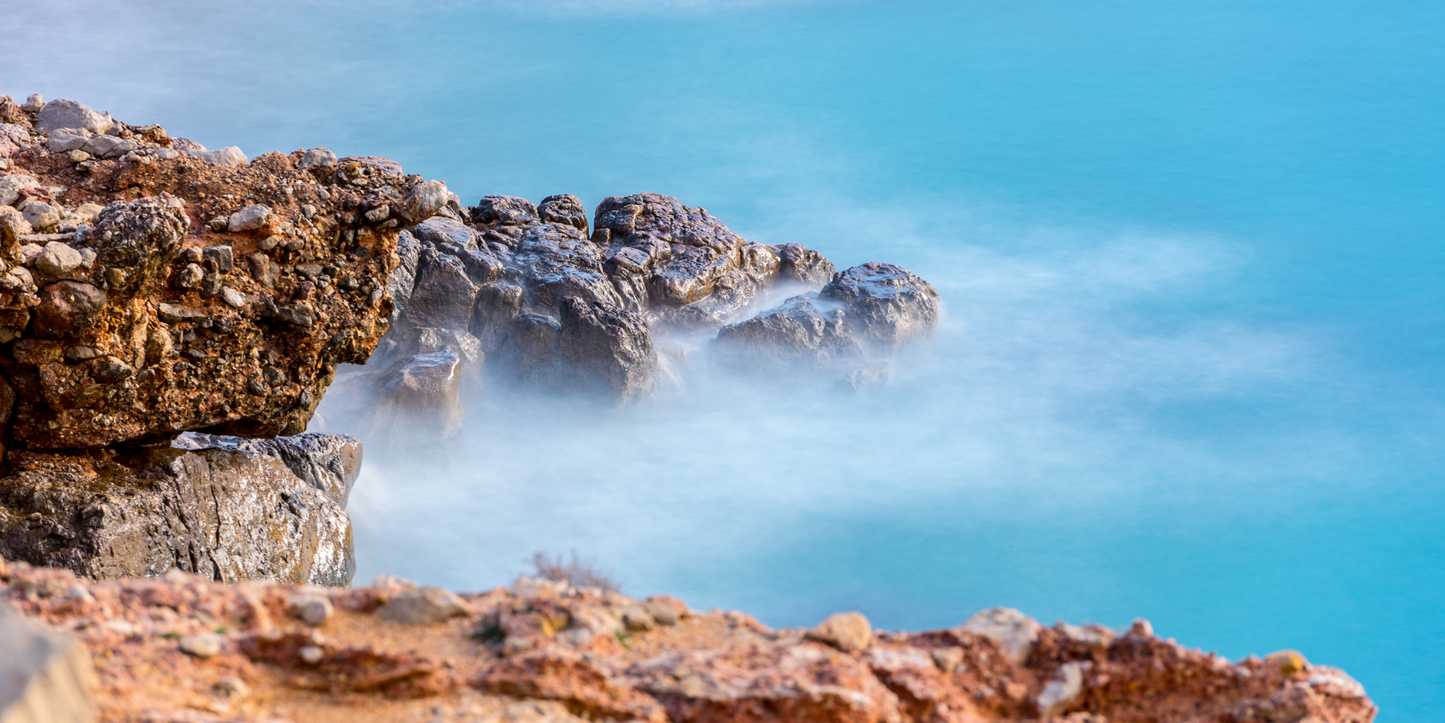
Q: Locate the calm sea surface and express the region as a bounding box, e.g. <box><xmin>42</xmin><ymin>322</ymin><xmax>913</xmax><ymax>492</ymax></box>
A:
<box><xmin>6</xmin><ymin>1</ymin><xmax>1443</xmax><ymax>717</ymax></box>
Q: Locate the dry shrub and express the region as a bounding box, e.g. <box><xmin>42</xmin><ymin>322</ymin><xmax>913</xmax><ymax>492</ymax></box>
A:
<box><xmin>525</xmin><ymin>550</ymin><xmax>620</xmax><ymax>592</ymax></box>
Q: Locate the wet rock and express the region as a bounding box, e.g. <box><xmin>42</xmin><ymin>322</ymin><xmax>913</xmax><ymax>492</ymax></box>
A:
<box><xmin>558</xmin><ymin>298</ymin><xmax>657</xmax><ymax>400</ymax></box>
<box><xmin>472</xmin><ymin>195</ymin><xmax>539</xmax><ymax>226</ymax></box>
<box><xmin>469</xmin><ymin>281</ymin><xmax>524</xmax><ymax>354</ymax></box>
<box><xmin>960</xmin><ymin>607</ymin><xmax>1042</xmax><ymax>666</ymax></box>
<box><xmin>775</xmin><ymin>242</ymin><xmax>838</xmax><ymax>289</ymax></box>
<box><xmin>36</xmin><ymin>98</ymin><xmax>114</xmax><ymax>135</ymax></box>
<box><xmin>819</xmin><ymin>262</ymin><xmax>940</xmax><ymax>352</ymax></box>
<box><xmin>0</xmin><ymin>446</ymin><xmax>354</xmax><ymax>585</ymax></box>
<box><xmin>711</xmin><ymin>293</ymin><xmax>862</xmax><ymax>374</ymax></box>
<box><xmin>33</xmin><ymin>281</ymin><xmax>106</xmax><ymax>337</ymax></box>
<box><xmin>397</xmin><ymin>253</ymin><xmax>476</xmax><ymax>336</ymax></box>
<box><xmin>376</xmin><ymin>586</ymin><xmax>469</xmax><ymax>624</ymax></box>
<box><xmin>805</xmin><ymin>611</ymin><xmax>873</xmax><ymax>653</ymax></box>
<box><xmin>331</xmin><ymin>350</ymin><xmax>465</xmax><ymax>442</ymax></box>
<box><xmin>0</xmin><ymin>608</ymin><xmax>96</xmax><ymax>723</ymax></box>
<box><xmin>539</xmin><ymin>194</ymin><xmax>589</xmax><ymax>234</ymax></box>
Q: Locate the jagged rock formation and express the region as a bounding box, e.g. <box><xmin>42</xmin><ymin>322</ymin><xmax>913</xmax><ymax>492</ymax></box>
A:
<box><xmin>0</xmin><ymin>563</ymin><xmax>1378</xmax><ymax>723</ymax></box>
<box><xmin>0</xmin><ymin>94</ymin><xmax>455</xmax><ymax>585</ymax></box>
<box><xmin>340</xmin><ymin>192</ymin><xmax>940</xmax><ymax>445</ymax></box>
<box><xmin>0</xmin><ymin>441</ymin><xmax>354</xmax><ymax>586</ymax></box>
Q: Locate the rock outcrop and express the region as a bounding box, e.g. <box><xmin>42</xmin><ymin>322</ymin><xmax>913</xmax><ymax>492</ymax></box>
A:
<box><xmin>0</xmin><ymin>443</ymin><xmax>354</xmax><ymax>586</ymax></box>
<box><xmin>0</xmin><ymin>94</ymin><xmax>452</xmax><ymax>585</ymax></box>
<box><xmin>0</xmin><ymin>564</ymin><xmax>1379</xmax><ymax>723</ymax></box>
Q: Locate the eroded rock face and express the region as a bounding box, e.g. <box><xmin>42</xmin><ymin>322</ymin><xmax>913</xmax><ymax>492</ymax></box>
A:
<box><xmin>711</xmin><ymin>293</ymin><xmax>862</xmax><ymax>374</ymax></box>
<box><xmin>0</xmin><ymin>101</ymin><xmax>448</xmax><ymax>452</ymax></box>
<box><xmin>819</xmin><ymin>262</ymin><xmax>941</xmax><ymax>352</ymax></box>
<box><xmin>172</xmin><ymin>431</ymin><xmax>362</xmax><ymax>507</ymax></box>
<box><xmin>0</xmin><ymin>446</ymin><xmax>353</xmax><ymax>586</ymax></box>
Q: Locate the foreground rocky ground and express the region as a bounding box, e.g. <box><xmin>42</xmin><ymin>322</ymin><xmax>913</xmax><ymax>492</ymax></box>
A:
<box><xmin>2</xmin><ymin>560</ymin><xmax>1375</xmax><ymax>723</ymax></box>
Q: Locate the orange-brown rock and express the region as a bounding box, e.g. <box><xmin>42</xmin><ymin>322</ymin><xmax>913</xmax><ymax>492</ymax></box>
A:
<box><xmin>0</xmin><ymin>94</ymin><xmax>448</xmax><ymax>454</ymax></box>
<box><xmin>0</xmin><ymin>562</ymin><xmax>1377</xmax><ymax>723</ymax></box>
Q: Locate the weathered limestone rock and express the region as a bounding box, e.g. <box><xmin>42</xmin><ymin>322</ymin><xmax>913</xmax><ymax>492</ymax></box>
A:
<box><xmin>172</xmin><ymin>431</ymin><xmax>362</xmax><ymax>506</ymax></box>
<box><xmin>35</xmin><ymin>99</ymin><xmax>113</xmax><ymax>136</ymax></box>
<box><xmin>0</xmin><ymin>446</ymin><xmax>353</xmax><ymax>585</ymax></box>
<box><xmin>711</xmin><ymin>293</ymin><xmax>862</xmax><ymax>374</ymax></box>
<box><xmin>0</xmin><ymin>140</ymin><xmax>448</xmax><ymax>452</ymax></box>
<box><xmin>959</xmin><ymin>607</ymin><xmax>1042</xmax><ymax>666</ymax></box>
<box><xmin>0</xmin><ymin>607</ymin><xmax>96</xmax><ymax>723</ymax></box>
<box><xmin>376</xmin><ymin>586</ymin><xmax>469</xmax><ymax>625</ymax></box>
<box><xmin>819</xmin><ymin>262</ymin><xmax>940</xmax><ymax>352</ymax></box>
<box><xmin>805</xmin><ymin>611</ymin><xmax>873</xmax><ymax>653</ymax></box>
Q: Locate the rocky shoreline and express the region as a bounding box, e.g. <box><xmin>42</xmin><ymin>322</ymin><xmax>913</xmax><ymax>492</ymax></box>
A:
<box><xmin>0</xmin><ymin>95</ymin><xmax>1376</xmax><ymax>722</ymax></box>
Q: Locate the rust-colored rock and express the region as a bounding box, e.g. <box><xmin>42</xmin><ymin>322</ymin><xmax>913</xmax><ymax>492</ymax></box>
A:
<box><xmin>0</xmin><ymin>564</ymin><xmax>1377</xmax><ymax>723</ymax></box>
<box><xmin>0</xmin><ymin>110</ymin><xmax>447</xmax><ymax>453</ymax></box>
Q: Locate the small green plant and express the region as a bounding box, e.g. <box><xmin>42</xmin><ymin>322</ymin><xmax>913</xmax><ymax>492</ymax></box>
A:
<box><xmin>215</xmin><ymin>626</ymin><xmax>230</xmax><ymax>634</ymax></box>
<box><xmin>472</xmin><ymin>624</ymin><xmax>505</xmax><ymax>644</ymax></box>
<box><xmin>162</xmin><ymin>631</ymin><xmax>180</xmax><ymax>640</ymax></box>
<box><xmin>614</xmin><ymin>630</ymin><xmax>631</xmax><ymax>650</ymax></box>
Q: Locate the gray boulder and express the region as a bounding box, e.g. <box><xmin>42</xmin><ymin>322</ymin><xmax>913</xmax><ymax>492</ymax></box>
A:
<box><xmin>819</xmin><ymin>262</ymin><xmax>940</xmax><ymax>352</ymax></box>
<box><xmin>386</xmin><ymin>230</ymin><xmax>421</xmax><ymax>323</ymax></box>
<box><xmin>471</xmin><ymin>195</ymin><xmax>538</xmax><ymax>227</ymax></box>
<box><xmin>36</xmin><ymin>99</ymin><xmax>113</xmax><ymax>135</ymax></box>
<box><xmin>539</xmin><ymin>193</ymin><xmax>589</xmax><ymax>234</ymax></box>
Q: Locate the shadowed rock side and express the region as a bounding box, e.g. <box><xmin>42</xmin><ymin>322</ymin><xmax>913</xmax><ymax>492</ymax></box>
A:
<box><xmin>0</xmin><ymin>564</ymin><xmax>1378</xmax><ymax>723</ymax></box>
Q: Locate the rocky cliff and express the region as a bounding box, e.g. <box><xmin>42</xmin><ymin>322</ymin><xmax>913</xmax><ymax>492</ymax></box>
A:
<box><xmin>0</xmin><ymin>94</ymin><xmax>449</xmax><ymax>585</ymax></box>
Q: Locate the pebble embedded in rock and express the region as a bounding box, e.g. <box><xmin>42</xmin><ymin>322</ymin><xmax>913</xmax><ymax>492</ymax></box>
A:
<box><xmin>179</xmin><ymin>632</ymin><xmax>222</xmax><ymax>658</ymax></box>
<box><xmin>299</xmin><ymin>645</ymin><xmax>325</xmax><ymax>664</ymax></box>
<box><xmin>36</xmin><ymin>242</ymin><xmax>83</xmax><ymax>276</ymax></box>
<box><xmin>227</xmin><ymin>205</ymin><xmax>271</xmax><ymax>233</ymax></box>
<box><xmin>173</xmin><ymin>263</ymin><xmax>204</xmax><ymax>289</ymax></box>
<box><xmin>289</xmin><ymin>595</ymin><xmax>334</xmax><ymax>626</ymax></box>
<box><xmin>1264</xmin><ymin>649</ymin><xmax>1307</xmax><ymax>674</ymax></box>
<box><xmin>34</xmin><ymin>281</ymin><xmax>107</xmax><ymax>337</ymax></box>
<box><xmin>221</xmin><ymin>287</ymin><xmax>249</xmax><ymax>308</ymax></box>
<box><xmin>960</xmin><ymin>608</ymin><xmax>1042</xmax><ymax>666</ymax></box>
<box><xmin>188</xmin><ymin>146</ymin><xmax>248</xmax><ymax>167</ymax></box>
<box><xmin>299</xmin><ymin>148</ymin><xmax>337</xmax><ymax>169</ymax></box>
<box><xmin>375</xmin><ymin>586</ymin><xmax>468</xmax><ymax>625</ymax></box>
<box><xmin>805</xmin><ymin>611</ymin><xmax>872</xmax><ymax>653</ymax></box>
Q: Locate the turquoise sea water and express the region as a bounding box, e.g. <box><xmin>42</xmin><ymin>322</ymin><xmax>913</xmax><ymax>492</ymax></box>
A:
<box><xmin>6</xmin><ymin>0</ymin><xmax>1444</xmax><ymax>717</ymax></box>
